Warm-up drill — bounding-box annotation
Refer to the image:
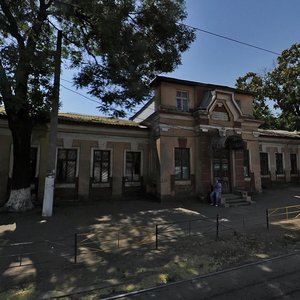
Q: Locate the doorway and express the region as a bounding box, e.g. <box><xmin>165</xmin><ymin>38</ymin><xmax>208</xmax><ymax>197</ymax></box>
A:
<box><xmin>212</xmin><ymin>149</ymin><xmax>230</xmax><ymax>193</ymax></box>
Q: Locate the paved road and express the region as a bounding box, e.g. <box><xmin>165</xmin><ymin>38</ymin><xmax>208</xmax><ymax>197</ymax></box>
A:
<box><xmin>124</xmin><ymin>251</ymin><xmax>300</xmax><ymax>300</ymax></box>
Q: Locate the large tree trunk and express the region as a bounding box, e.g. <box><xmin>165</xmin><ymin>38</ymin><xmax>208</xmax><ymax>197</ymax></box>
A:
<box><xmin>5</xmin><ymin>115</ymin><xmax>34</xmax><ymax>212</ymax></box>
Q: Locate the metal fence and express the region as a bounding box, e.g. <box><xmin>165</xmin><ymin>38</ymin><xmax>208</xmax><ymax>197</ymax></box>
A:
<box><xmin>73</xmin><ymin>214</ymin><xmax>239</xmax><ymax>262</ymax></box>
<box><xmin>3</xmin><ymin>205</ymin><xmax>300</xmax><ymax>268</ymax></box>
<box><xmin>74</xmin><ymin>225</ymin><xmax>155</xmax><ymax>263</ymax></box>
<box><xmin>266</xmin><ymin>204</ymin><xmax>300</xmax><ymax>230</ymax></box>
<box><xmin>154</xmin><ymin>214</ymin><xmax>237</xmax><ymax>248</ymax></box>
<box><xmin>0</xmin><ymin>238</ymin><xmax>73</xmax><ymax>270</ymax></box>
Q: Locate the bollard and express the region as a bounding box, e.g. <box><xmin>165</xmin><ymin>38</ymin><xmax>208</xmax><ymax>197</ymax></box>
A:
<box><xmin>20</xmin><ymin>244</ymin><xmax>23</xmax><ymax>266</ymax></box>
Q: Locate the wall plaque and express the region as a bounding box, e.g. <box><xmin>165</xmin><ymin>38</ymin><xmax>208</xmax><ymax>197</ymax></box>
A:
<box><xmin>211</xmin><ymin>111</ymin><xmax>229</xmax><ymax>121</ymax></box>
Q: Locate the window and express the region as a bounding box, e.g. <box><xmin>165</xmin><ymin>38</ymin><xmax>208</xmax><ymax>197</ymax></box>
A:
<box><xmin>175</xmin><ymin>148</ymin><xmax>190</xmax><ymax>180</ymax></box>
<box><xmin>290</xmin><ymin>153</ymin><xmax>298</xmax><ymax>174</ymax></box>
<box><xmin>125</xmin><ymin>152</ymin><xmax>141</xmax><ymax>182</ymax></box>
<box><xmin>56</xmin><ymin>149</ymin><xmax>77</xmax><ymax>183</ymax></box>
<box><xmin>176</xmin><ymin>91</ymin><xmax>189</xmax><ymax>112</ymax></box>
<box><xmin>276</xmin><ymin>153</ymin><xmax>284</xmax><ymax>175</ymax></box>
<box><xmin>243</xmin><ymin>149</ymin><xmax>250</xmax><ymax>177</ymax></box>
<box><xmin>260</xmin><ymin>152</ymin><xmax>269</xmax><ymax>175</ymax></box>
<box><xmin>93</xmin><ymin>150</ymin><xmax>110</xmax><ymax>183</ymax></box>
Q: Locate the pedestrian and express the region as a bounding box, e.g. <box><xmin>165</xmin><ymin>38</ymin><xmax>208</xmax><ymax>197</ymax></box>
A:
<box><xmin>210</xmin><ymin>179</ymin><xmax>222</xmax><ymax>206</ymax></box>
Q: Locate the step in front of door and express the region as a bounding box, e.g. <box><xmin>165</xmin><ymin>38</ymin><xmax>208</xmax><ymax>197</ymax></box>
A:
<box><xmin>222</xmin><ymin>196</ymin><xmax>251</xmax><ymax>207</ymax></box>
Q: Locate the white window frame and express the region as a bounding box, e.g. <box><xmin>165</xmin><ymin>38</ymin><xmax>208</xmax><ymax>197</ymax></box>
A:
<box><xmin>55</xmin><ymin>146</ymin><xmax>80</xmax><ymax>188</ymax></box>
<box><xmin>90</xmin><ymin>147</ymin><xmax>113</xmax><ymax>188</ymax></box>
<box><xmin>290</xmin><ymin>152</ymin><xmax>298</xmax><ymax>176</ymax></box>
<box><xmin>260</xmin><ymin>152</ymin><xmax>270</xmax><ymax>177</ymax></box>
<box><xmin>176</xmin><ymin>90</ymin><xmax>189</xmax><ymax>112</ymax></box>
<box><xmin>275</xmin><ymin>152</ymin><xmax>285</xmax><ymax>176</ymax></box>
<box><xmin>124</xmin><ymin>150</ymin><xmax>143</xmax><ymax>186</ymax></box>
<box><xmin>174</xmin><ymin>147</ymin><xmax>191</xmax><ymax>184</ymax></box>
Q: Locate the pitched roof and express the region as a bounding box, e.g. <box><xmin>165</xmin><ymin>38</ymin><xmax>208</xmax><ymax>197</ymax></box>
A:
<box><xmin>0</xmin><ymin>106</ymin><xmax>146</xmax><ymax>128</ymax></box>
<box><xmin>151</xmin><ymin>76</ymin><xmax>254</xmax><ymax>96</ymax></box>
<box><xmin>58</xmin><ymin>112</ymin><xmax>144</xmax><ymax>128</ymax></box>
<box><xmin>258</xmin><ymin>129</ymin><xmax>300</xmax><ymax>139</ymax></box>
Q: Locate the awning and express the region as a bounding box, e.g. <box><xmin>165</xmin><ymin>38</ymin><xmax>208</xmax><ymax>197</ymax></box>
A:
<box><xmin>211</xmin><ymin>135</ymin><xmax>245</xmax><ymax>150</ymax></box>
<box><xmin>211</xmin><ymin>136</ymin><xmax>227</xmax><ymax>149</ymax></box>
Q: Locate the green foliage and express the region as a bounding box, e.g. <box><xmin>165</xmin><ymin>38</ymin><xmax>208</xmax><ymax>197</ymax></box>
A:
<box><xmin>0</xmin><ymin>0</ymin><xmax>55</xmax><ymax>121</ymax></box>
<box><xmin>266</xmin><ymin>44</ymin><xmax>300</xmax><ymax>116</ymax></box>
<box><xmin>0</xmin><ymin>0</ymin><xmax>195</xmax><ymax>118</ymax></box>
<box><xmin>236</xmin><ymin>72</ymin><xmax>277</xmax><ymax>129</ymax></box>
<box><xmin>236</xmin><ymin>43</ymin><xmax>300</xmax><ymax>131</ymax></box>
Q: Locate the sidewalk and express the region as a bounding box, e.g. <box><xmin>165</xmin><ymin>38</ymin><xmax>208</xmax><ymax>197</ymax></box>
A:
<box><xmin>1</xmin><ymin>186</ymin><xmax>300</xmax><ymax>298</ymax></box>
<box><xmin>2</xmin><ymin>186</ymin><xmax>300</xmax><ymax>242</ymax></box>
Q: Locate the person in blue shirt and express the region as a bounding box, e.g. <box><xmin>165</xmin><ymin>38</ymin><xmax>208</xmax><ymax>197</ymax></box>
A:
<box><xmin>210</xmin><ymin>179</ymin><xmax>222</xmax><ymax>206</ymax></box>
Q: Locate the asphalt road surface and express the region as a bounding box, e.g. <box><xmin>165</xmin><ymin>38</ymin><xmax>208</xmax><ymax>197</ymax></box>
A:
<box><xmin>117</xmin><ymin>251</ymin><xmax>300</xmax><ymax>300</ymax></box>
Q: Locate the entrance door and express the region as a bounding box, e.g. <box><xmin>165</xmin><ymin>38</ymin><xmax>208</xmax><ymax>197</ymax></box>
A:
<box><xmin>213</xmin><ymin>149</ymin><xmax>230</xmax><ymax>193</ymax></box>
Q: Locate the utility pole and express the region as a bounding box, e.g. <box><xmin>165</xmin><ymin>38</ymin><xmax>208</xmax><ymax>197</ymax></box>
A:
<box><xmin>42</xmin><ymin>30</ymin><xmax>62</xmax><ymax>217</ymax></box>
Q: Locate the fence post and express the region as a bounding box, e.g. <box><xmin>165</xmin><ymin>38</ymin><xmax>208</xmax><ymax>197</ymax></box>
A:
<box><xmin>19</xmin><ymin>244</ymin><xmax>24</xmax><ymax>266</ymax></box>
<box><xmin>155</xmin><ymin>225</ymin><xmax>158</xmax><ymax>249</ymax></box>
<box><xmin>216</xmin><ymin>214</ymin><xmax>219</xmax><ymax>240</ymax></box>
<box><xmin>117</xmin><ymin>230</ymin><xmax>120</xmax><ymax>249</ymax></box>
<box><xmin>266</xmin><ymin>209</ymin><xmax>269</xmax><ymax>231</ymax></box>
<box><xmin>74</xmin><ymin>233</ymin><xmax>78</xmax><ymax>263</ymax></box>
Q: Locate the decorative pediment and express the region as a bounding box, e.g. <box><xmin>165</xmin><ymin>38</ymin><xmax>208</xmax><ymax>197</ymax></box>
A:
<box><xmin>211</xmin><ymin>102</ymin><xmax>230</xmax><ymax>121</ymax></box>
<box><xmin>208</xmin><ymin>90</ymin><xmax>242</xmax><ymax>122</ymax></box>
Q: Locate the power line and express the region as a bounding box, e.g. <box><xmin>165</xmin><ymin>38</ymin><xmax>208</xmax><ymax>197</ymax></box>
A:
<box><xmin>61</xmin><ymin>80</ymin><xmax>197</xmax><ymax>126</ymax></box>
<box><xmin>53</xmin><ymin>11</ymin><xmax>281</xmax><ymax>116</ymax></box>
<box><xmin>60</xmin><ymin>80</ymin><xmax>153</xmax><ymax>120</ymax></box>
<box><xmin>49</xmin><ymin>1</ymin><xmax>280</xmax><ymax>56</ymax></box>
<box><xmin>184</xmin><ymin>24</ymin><xmax>280</xmax><ymax>56</ymax></box>
<box><xmin>60</xmin><ymin>84</ymin><xmax>101</xmax><ymax>105</ymax></box>
<box><xmin>61</xmin><ymin>78</ymin><xmax>73</xmax><ymax>84</ymax></box>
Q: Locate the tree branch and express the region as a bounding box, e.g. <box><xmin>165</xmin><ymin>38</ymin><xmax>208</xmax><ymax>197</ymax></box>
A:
<box><xmin>0</xmin><ymin>57</ymin><xmax>13</xmax><ymax>104</ymax></box>
<box><xmin>26</xmin><ymin>0</ymin><xmax>49</xmax><ymax>58</ymax></box>
<box><xmin>0</xmin><ymin>15</ymin><xmax>10</xmax><ymax>32</ymax></box>
<box><xmin>45</xmin><ymin>0</ymin><xmax>54</xmax><ymax>9</ymax></box>
<box><xmin>77</xmin><ymin>21</ymin><xmax>99</xmax><ymax>65</ymax></box>
<box><xmin>0</xmin><ymin>0</ymin><xmax>25</xmax><ymax>48</ymax></box>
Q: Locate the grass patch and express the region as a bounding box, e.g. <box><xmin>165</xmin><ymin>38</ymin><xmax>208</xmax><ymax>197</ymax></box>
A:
<box><xmin>0</xmin><ymin>284</ymin><xmax>36</xmax><ymax>300</ymax></box>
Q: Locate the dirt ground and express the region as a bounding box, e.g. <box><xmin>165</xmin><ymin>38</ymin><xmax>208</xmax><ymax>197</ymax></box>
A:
<box><xmin>1</xmin><ymin>187</ymin><xmax>300</xmax><ymax>299</ymax></box>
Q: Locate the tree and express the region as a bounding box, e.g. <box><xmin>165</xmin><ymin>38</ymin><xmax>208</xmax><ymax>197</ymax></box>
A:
<box><xmin>0</xmin><ymin>0</ymin><xmax>195</xmax><ymax>211</ymax></box>
<box><xmin>236</xmin><ymin>72</ymin><xmax>277</xmax><ymax>129</ymax></box>
<box><xmin>236</xmin><ymin>43</ymin><xmax>300</xmax><ymax>131</ymax></box>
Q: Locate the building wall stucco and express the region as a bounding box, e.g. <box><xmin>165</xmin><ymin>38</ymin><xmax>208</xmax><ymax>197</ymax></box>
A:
<box><xmin>1</xmin><ymin>76</ymin><xmax>300</xmax><ymax>205</ymax></box>
<box><xmin>160</xmin><ymin>82</ymin><xmax>196</xmax><ymax>110</ymax></box>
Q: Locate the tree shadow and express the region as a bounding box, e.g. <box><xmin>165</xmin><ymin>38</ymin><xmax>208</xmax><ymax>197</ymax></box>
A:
<box><xmin>0</xmin><ymin>198</ymin><xmax>216</xmax><ymax>298</ymax></box>
<box><xmin>2</xmin><ymin>189</ymin><xmax>300</xmax><ymax>299</ymax></box>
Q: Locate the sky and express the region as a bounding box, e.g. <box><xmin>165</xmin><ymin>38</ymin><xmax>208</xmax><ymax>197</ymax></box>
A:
<box><xmin>59</xmin><ymin>0</ymin><xmax>300</xmax><ymax>118</ymax></box>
